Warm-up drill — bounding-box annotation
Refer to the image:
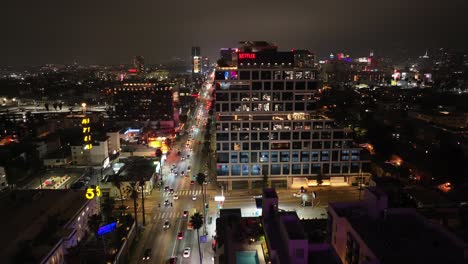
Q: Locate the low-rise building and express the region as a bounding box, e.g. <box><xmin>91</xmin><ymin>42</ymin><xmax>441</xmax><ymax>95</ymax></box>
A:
<box><xmin>71</xmin><ymin>136</ymin><xmax>109</xmax><ymax>166</ymax></box>
<box><xmin>0</xmin><ymin>189</ymin><xmax>99</xmax><ymax>264</ymax></box>
<box><xmin>100</xmin><ymin>157</ymin><xmax>155</xmax><ymax>198</ymax></box>
<box><xmin>106</xmin><ymin>129</ymin><xmax>121</xmax><ymax>154</ymax></box>
<box><xmin>214</xmin><ymin>188</ymin><xmax>341</xmax><ymax>264</ymax></box>
<box><xmin>328</xmin><ymin>187</ymin><xmax>468</xmax><ymax>264</ymax></box>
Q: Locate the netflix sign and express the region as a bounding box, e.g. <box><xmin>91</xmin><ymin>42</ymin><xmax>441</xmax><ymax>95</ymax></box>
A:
<box><xmin>238</xmin><ymin>53</ymin><xmax>256</xmax><ymax>59</ymax></box>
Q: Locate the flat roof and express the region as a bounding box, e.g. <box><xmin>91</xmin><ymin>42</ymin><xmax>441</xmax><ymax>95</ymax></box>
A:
<box><xmin>279</xmin><ymin>212</ymin><xmax>307</xmax><ymax>240</ymax></box>
<box><xmin>0</xmin><ymin>189</ymin><xmax>88</xmax><ymax>263</ymax></box>
<box><xmin>334</xmin><ymin>203</ymin><xmax>468</xmax><ymax>264</ymax></box>
<box><xmin>107</xmin><ymin>158</ymin><xmax>154</xmax><ymax>182</ymax></box>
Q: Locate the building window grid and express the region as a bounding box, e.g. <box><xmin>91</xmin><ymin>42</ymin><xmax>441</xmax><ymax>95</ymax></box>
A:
<box><xmin>215</xmin><ymin>75</ymin><xmax>363</xmax><ymax>178</ymax></box>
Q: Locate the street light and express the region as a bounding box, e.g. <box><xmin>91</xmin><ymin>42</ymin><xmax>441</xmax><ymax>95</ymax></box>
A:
<box><xmin>81</xmin><ymin>102</ymin><xmax>87</xmax><ymax>114</ymax></box>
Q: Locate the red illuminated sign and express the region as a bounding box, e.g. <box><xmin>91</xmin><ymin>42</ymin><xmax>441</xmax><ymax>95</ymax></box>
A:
<box><xmin>128</xmin><ymin>68</ymin><xmax>137</xmax><ymax>73</ymax></box>
<box><xmin>238</xmin><ymin>53</ymin><xmax>256</xmax><ymax>59</ymax></box>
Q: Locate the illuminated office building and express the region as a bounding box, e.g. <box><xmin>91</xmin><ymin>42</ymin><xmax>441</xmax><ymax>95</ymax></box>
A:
<box><xmin>214</xmin><ymin>42</ymin><xmax>369</xmax><ymax>190</ymax></box>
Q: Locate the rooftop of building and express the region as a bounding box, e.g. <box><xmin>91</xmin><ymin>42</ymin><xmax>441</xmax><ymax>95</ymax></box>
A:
<box><xmin>0</xmin><ymin>189</ymin><xmax>88</xmax><ymax>263</ymax></box>
<box><xmin>300</xmin><ymin>219</ymin><xmax>328</xmax><ymax>243</ymax></box>
<box><xmin>278</xmin><ymin>211</ymin><xmax>307</xmax><ymax>240</ymax></box>
<box><xmin>330</xmin><ymin>190</ymin><xmax>468</xmax><ymax>264</ymax></box>
<box><xmin>106</xmin><ymin>127</ymin><xmax>122</xmax><ymax>133</ymax></box>
<box><xmin>352</xmin><ymin>209</ymin><xmax>466</xmax><ymax>264</ymax></box>
<box><xmin>106</xmin><ymin>157</ymin><xmax>154</xmax><ymax>182</ymax></box>
<box><xmin>216</xmin><ymin>211</ymin><xmax>266</xmax><ymax>264</ymax></box>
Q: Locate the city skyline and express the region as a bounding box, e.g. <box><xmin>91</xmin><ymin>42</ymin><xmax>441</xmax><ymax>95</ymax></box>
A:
<box><xmin>1</xmin><ymin>0</ymin><xmax>468</xmax><ymax>66</ymax></box>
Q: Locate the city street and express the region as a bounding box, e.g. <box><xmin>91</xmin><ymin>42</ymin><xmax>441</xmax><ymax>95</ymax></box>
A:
<box><xmin>128</xmin><ymin>76</ymin><xmax>365</xmax><ymax>263</ymax></box>
<box><xmin>130</xmin><ymin>77</ymin><xmax>214</xmax><ymax>264</ymax></box>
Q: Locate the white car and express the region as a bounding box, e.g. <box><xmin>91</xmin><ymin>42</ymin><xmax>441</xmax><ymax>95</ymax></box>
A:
<box><xmin>173</xmin><ymin>194</ymin><xmax>179</xmax><ymax>200</ymax></box>
<box><xmin>183</xmin><ymin>247</ymin><xmax>191</xmax><ymax>258</ymax></box>
<box><xmin>192</xmin><ymin>195</ymin><xmax>197</xmax><ymax>201</ymax></box>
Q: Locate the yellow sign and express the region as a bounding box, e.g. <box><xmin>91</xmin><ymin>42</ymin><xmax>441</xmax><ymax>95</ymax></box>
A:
<box><xmin>81</xmin><ymin>118</ymin><xmax>90</xmax><ymax>125</ymax></box>
<box><xmin>83</xmin><ymin>127</ymin><xmax>91</xmax><ymax>133</ymax></box>
<box><xmin>84</xmin><ymin>144</ymin><xmax>93</xmax><ymax>150</ymax></box>
<box><xmin>85</xmin><ymin>186</ymin><xmax>101</xmax><ymax>200</ymax></box>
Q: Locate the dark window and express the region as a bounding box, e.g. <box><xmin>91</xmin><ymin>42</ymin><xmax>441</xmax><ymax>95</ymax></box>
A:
<box><xmin>231</xmin><ymin>133</ymin><xmax>238</xmax><ymax>140</ymax></box>
<box><xmin>217</xmin><ymin>153</ymin><xmax>229</xmax><ymax>163</ymax></box>
<box><xmin>261</xmin><ymin>71</ymin><xmax>272</xmax><ymax>80</ymax></box>
<box><xmin>286</xmin><ymin>82</ymin><xmax>294</xmax><ymax>90</ymax></box>
<box><xmin>251</xmin><ymin>133</ymin><xmax>258</xmax><ymax>140</ymax></box>
<box><xmin>251</xmin><ymin>142</ymin><xmax>261</xmax><ymax>150</ymax></box>
<box><xmin>295</xmin><ymin>102</ymin><xmax>305</xmax><ymax>111</ymax></box>
<box><xmin>252</xmin><ymin>71</ymin><xmax>259</xmax><ymax>80</ymax></box>
<box><xmin>251</xmin><ymin>152</ymin><xmax>258</xmax><ymax>162</ymax></box>
<box><xmin>301</xmin><ymin>132</ymin><xmax>311</xmax><ymax>139</ymax></box>
<box><xmin>293</xmin><ymin>132</ymin><xmax>300</xmax><ymax>140</ymax></box>
<box><xmin>242</xmin><ymin>142</ymin><xmax>249</xmax><ymax>150</ymax></box>
<box><xmin>295</xmin><ymin>81</ymin><xmax>305</xmax><ymax>90</ymax></box>
<box><xmin>293</xmin><ymin>142</ymin><xmax>302</xmax><ymax>149</ymax></box>
<box><xmin>307</xmin><ymin>81</ymin><xmax>318</xmax><ymax>90</ymax></box>
<box><xmin>280</xmin><ymin>132</ymin><xmax>291</xmax><ymax>140</ymax></box>
<box><xmin>263</xmin><ymin>82</ymin><xmax>271</xmax><ymax>90</ymax></box>
<box><xmin>239</xmin><ymin>71</ymin><xmax>250</xmax><ymax>80</ymax></box>
<box><xmin>216</xmin><ymin>92</ymin><xmax>229</xmax><ymax>101</ymax></box>
<box><xmin>283</xmin><ymin>92</ymin><xmax>293</xmax><ymax>100</ymax></box>
<box><xmin>252</xmin><ymin>82</ymin><xmax>262</xmax><ymax>90</ymax></box>
<box><xmin>217</xmin><ymin>133</ymin><xmax>229</xmax><ymax>141</ymax></box>
<box><xmin>273</xmin><ymin>82</ymin><xmax>284</xmax><ymax>90</ymax></box>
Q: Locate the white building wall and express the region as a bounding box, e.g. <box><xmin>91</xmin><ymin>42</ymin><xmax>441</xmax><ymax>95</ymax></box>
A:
<box><xmin>106</xmin><ymin>131</ymin><xmax>121</xmax><ymax>153</ymax></box>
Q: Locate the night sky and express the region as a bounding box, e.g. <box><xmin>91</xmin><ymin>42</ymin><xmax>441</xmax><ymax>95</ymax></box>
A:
<box><xmin>1</xmin><ymin>0</ymin><xmax>467</xmax><ymax>66</ymax></box>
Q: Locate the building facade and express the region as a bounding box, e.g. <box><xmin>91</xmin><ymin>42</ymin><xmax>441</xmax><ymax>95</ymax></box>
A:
<box><xmin>214</xmin><ymin>43</ymin><xmax>369</xmax><ymax>190</ymax></box>
<box><xmin>328</xmin><ymin>187</ymin><xmax>468</xmax><ymax>264</ymax></box>
<box><xmin>71</xmin><ymin>137</ymin><xmax>109</xmax><ymax>166</ymax></box>
<box><xmin>110</xmin><ymin>82</ymin><xmax>175</xmax><ymax>123</ymax></box>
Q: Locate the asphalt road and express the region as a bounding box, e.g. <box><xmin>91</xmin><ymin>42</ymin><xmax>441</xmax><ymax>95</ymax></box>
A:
<box><xmin>130</xmin><ymin>79</ymin><xmax>214</xmax><ymax>264</ymax></box>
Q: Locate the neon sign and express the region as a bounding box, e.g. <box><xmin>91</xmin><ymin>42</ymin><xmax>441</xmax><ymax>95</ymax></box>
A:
<box><xmin>97</xmin><ymin>222</ymin><xmax>117</xmax><ymax>236</ymax></box>
<box><xmin>82</xmin><ymin>117</ymin><xmax>92</xmax><ymax>150</ymax></box>
<box><xmin>238</xmin><ymin>53</ymin><xmax>256</xmax><ymax>59</ymax></box>
<box><xmin>85</xmin><ymin>186</ymin><xmax>101</xmax><ymax>200</ymax></box>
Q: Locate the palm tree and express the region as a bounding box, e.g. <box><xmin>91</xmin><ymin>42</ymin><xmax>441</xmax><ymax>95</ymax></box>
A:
<box><xmin>195</xmin><ymin>172</ymin><xmax>207</xmax><ymax>234</ymax></box>
<box><xmin>112</xmin><ymin>175</ymin><xmax>125</xmax><ymax>209</ymax></box>
<box><xmin>139</xmin><ymin>177</ymin><xmax>146</xmax><ymax>226</ymax></box>
<box><xmin>127</xmin><ymin>182</ymin><xmax>139</xmax><ymax>229</ymax></box>
<box><xmin>190</xmin><ymin>212</ymin><xmax>204</xmax><ymax>264</ymax></box>
<box><xmin>101</xmin><ymin>198</ymin><xmax>115</xmax><ymax>223</ymax></box>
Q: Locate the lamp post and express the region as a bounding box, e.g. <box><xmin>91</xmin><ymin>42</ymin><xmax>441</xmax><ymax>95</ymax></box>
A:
<box><xmin>81</xmin><ymin>102</ymin><xmax>87</xmax><ymax>114</ymax></box>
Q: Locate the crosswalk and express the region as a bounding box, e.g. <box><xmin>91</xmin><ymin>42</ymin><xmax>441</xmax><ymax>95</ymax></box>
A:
<box><xmin>153</xmin><ymin>211</ymin><xmax>185</xmax><ymax>220</ymax></box>
<box><xmin>163</xmin><ymin>190</ymin><xmax>203</xmax><ymax>197</ymax></box>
